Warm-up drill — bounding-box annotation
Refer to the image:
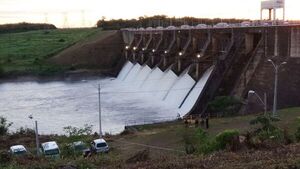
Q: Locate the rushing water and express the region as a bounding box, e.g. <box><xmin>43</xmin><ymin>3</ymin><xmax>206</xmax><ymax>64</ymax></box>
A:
<box><xmin>0</xmin><ymin>77</ymin><xmax>178</xmax><ymax>135</ymax></box>
<box><xmin>0</xmin><ymin>62</ymin><xmax>214</xmax><ymax>135</ymax></box>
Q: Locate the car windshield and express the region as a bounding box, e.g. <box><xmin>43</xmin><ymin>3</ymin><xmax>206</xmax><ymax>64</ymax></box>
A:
<box><xmin>14</xmin><ymin>150</ymin><xmax>26</xmax><ymax>155</ymax></box>
<box><xmin>96</xmin><ymin>143</ymin><xmax>107</xmax><ymax>148</ymax></box>
<box><xmin>74</xmin><ymin>144</ymin><xmax>86</xmax><ymax>151</ymax></box>
<box><xmin>44</xmin><ymin>148</ymin><xmax>59</xmax><ymax>155</ymax></box>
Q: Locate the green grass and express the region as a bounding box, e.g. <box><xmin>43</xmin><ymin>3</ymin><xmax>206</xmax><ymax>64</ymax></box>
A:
<box><xmin>0</xmin><ymin>28</ymin><xmax>102</xmax><ymax>75</ymax></box>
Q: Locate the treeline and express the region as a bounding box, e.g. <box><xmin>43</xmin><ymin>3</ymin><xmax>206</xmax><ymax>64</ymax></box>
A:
<box><xmin>96</xmin><ymin>15</ymin><xmax>249</xmax><ymax>30</ymax></box>
<box><xmin>0</xmin><ymin>22</ymin><xmax>56</xmax><ymax>34</ymax></box>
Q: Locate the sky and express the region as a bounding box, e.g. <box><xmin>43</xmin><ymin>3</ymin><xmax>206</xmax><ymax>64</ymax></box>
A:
<box><xmin>0</xmin><ymin>0</ymin><xmax>300</xmax><ymax>28</ymax></box>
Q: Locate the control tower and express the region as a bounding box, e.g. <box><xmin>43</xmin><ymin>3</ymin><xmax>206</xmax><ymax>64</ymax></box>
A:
<box><xmin>261</xmin><ymin>0</ymin><xmax>285</xmax><ymax>21</ymax></box>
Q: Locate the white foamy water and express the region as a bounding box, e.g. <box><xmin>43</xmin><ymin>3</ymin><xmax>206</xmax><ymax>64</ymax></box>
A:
<box><xmin>0</xmin><ymin>61</ymin><xmax>214</xmax><ymax>135</ymax></box>
<box><xmin>164</xmin><ymin>71</ymin><xmax>196</xmax><ymax>108</ymax></box>
<box><xmin>116</xmin><ymin>61</ymin><xmax>134</xmax><ymax>81</ymax></box>
<box><xmin>123</xmin><ymin>63</ymin><xmax>142</xmax><ymax>82</ymax></box>
<box><xmin>179</xmin><ymin>66</ymin><xmax>214</xmax><ymax>116</ymax></box>
<box><xmin>154</xmin><ymin>68</ymin><xmax>178</xmax><ymax>99</ymax></box>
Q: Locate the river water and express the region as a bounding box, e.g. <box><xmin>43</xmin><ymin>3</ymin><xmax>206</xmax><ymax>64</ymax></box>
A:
<box><xmin>0</xmin><ymin>77</ymin><xmax>178</xmax><ymax>135</ymax></box>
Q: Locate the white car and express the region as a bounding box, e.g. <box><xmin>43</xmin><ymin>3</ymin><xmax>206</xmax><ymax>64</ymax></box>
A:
<box><xmin>214</xmin><ymin>22</ymin><xmax>229</xmax><ymax>28</ymax></box>
<box><xmin>41</xmin><ymin>141</ymin><xmax>60</xmax><ymax>158</ymax></box>
<box><xmin>91</xmin><ymin>138</ymin><xmax>109</xmax><ymax>153</ymax></box>
<box><xmin>9</xmin><ymin>145</ymin><xmax>27</xmax><ymax>155</ymax></box>
<box><xmin>241</xmin><ymin>21</ymin><xmax>251</xmax><ymax>27</ymax></box>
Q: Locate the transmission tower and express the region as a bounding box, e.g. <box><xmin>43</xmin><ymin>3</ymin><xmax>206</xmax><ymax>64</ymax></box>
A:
<box><xmin>63</xmin><ymin>12</ymin><xmax>69</xmax><ymax>28</ymax></box>
<box><xmin>81</xmin><ymin>10</ymin><xmax>86</xmax><ymax>27</ymax></box>
<box><xmin>44</xmin><ymin>13</ymin><xmax>48</xmax><ymax>23</ymax></box>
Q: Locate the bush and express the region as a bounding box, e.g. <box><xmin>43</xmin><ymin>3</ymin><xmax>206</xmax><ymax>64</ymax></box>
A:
<box><xmin>192</xmin><ymin>129</ymin><xmax>216</xmax><ymax>154</ymax></box>
<box><xmin>63</xmin><ymin>124</ymin><xmax>93</xmax><ymax>136</ymax></box>
<box><xmin>250</xmin><ymin>114</ymin><xmax>284</xmax><ymax>143</ymax></box>
<box><xmin>208</xmin><ymin>96</ymin><xmax>242</xmax><ymax>116</ymax></box>
<box><xmin>15</xmin><ymin>127</ymin><xmax>35</xmax><ymax>135</ymax></box>
<box><xmin>0</xmin><ymin>116</ymin><xmax>12</xmax><ymax>136</ymax></box>
<box><xmin>215</xmin><ymin>129</ymin><xmax>240</xmax><ymax>150</ymax></box>
<box><xmin>295</xmin><ymin>117</ymin><xmax>300</xmax><ymax>142</ymax></box>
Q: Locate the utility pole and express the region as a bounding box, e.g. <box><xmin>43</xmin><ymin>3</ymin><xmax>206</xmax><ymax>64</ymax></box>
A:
<box><xmin>35</xmin><ymin>121</ymin><xmax>40</xmax><ymax>156</ymax></box>
<box><xmin>98</xmin><ymin>84</ymin><xmax>102</xmax><ymax>138</ymax></box>
<box><xmin>29</xmin><ymin>115</ymin><xmax>40</xmax><ymax>156</ymax></box>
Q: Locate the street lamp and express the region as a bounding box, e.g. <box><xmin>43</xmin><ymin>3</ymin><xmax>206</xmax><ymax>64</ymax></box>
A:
<box><xmin>133</xmin><ymin>46</ymin><xmax>137</xmax><ymax>51</ymax></box>
<box><xmin>195</xmin><ymin>53</ymin><xmax>201</xmax><ymax>78</ymax></box>
<box><xmin>248</xmin><ymin>90</ymin><xmax>267</xmax><ymax>115</ymax></box>
<box><xmin>152</xmin><ymin>49</ymin><xmax>155</xmax><ymax>53</ymax></box>
<box><xmin>179</xmin><ymin>52</ymin><xmax>183</xmax><ymax>56</ymax></box>
<box><xmin>125</xmin><ymin>46</ymin><xmax>129</xmax><ymax>50</ymax></box>
<box><xmin>28</xmin><ymin>115</ymin><xmax>40</xmax><ymax>156</ymax></box>
<box><xmin>267</xmin><ymin>59</ymin><xmax>287</xmax><ymax>117</ymax></box>
<box><xmin>164</xmin><ymin>50</ymin><xmax>168</xmax><ymax>54</ymax></box>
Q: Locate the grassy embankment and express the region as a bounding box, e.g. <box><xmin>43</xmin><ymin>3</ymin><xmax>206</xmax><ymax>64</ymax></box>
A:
<box><xmin>1</xmin><ymin>107</ymin><xmax>300</xmax><ymax>168</ymax></box>
<box><xmin>0</xmin><ymin>28</ymin><xmax>103</xmax><ymax>76</ymax></box>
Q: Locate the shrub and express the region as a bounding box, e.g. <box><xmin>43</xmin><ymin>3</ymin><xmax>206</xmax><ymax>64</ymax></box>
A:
<box><xmin>15</xmin><ymin>127</ymin><xmax>35</xmax><ymax>135</ymax></box>
<box><xmin>208</xmin><ymin>96</ymin><xmax>242</xmax><ymax>116</ymax></box>
<box><xmin>0</xmin><ymin>116</ymin><xmax>12</xmax><ymax>136</ymax></box>
<box><xmin>250</xmin><ymin>114</ymin><xmax>284</xmax><ymax>143</ymax></box>
<box><xmin>194</xmin><ymin>129</ymin><xmax>217</xmax><ymax>154</ymax></box>
<box><xmin>215</xmin><ymin>129</ymin><xmax>240</xmax><ymax>150</ymax></box>
<box><xmin>63</xmin><ymin>124</ymin><xmax>93</xmax><ymax>136</ymax></box>
<box><xmin>295</xmin><ymin>117</ymin><xmax>300</xmax><ymax>142</ymax></box>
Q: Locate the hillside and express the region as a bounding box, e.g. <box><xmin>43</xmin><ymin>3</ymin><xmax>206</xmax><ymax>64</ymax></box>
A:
<box><xmin>0</xmin><ymin>28</ymin><xmax>121</xmax><ymax>77</ymax></box>
<box><xmin>49</xmin><ymin>30</ymin><xmax>124</xmax><ymax>76</ymax></box>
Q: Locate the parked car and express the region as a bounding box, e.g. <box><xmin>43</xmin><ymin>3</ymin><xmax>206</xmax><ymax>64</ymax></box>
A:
<box><xmin>9</xmin><ymin>145</ymin><xmax>27</xmax><ymax>155</ymax></box>
<box><xmin>91</xmin><ymin>138</ymin><xmax>109</xmax><ymax>153</ymax></box>
<box><xmin>71</xmin><ymin>141</ymin><xmax>89</xmax><ymax>154</ymax></box>
<box><xmin>40</xmin><ymin>141</ymin><xmax>60</xmax><ymax>159</ymax></box>
<box><xmin>214</xmin><ymin>22</ymin><xmax>229</xmax><ymax>28</ymax></box>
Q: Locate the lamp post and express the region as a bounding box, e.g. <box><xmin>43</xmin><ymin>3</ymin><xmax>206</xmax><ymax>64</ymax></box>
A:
<box><xmin>248</xmin><ymin>90</ymin><xmax>267</xmax><ymax>115</ymax></box>
<box><xmin>196</xmin><ymin>53</ymin><xmax>201</xmax><ymax>78</ymax></box>
<box><xmin>28</xmin><ymin>115</ymin><xmax>40</xmax><ymax>156</ymax></box>
<box><xmin>268</xmin><ymin>59</ymin><xmax>287</xmax><ymax>117</ymax></box>
<box><xmin>98</xmin><ymin>84</ymin><xmax>103</xmax><ymax>138</ymax></box>
<box><xmin>125</xmin><ymin>46</ymin><xmax>129</xmax><ymax>60</ymax></box>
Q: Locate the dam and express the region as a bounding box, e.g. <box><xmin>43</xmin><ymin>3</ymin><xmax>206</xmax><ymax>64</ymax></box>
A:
<box><xmin>119</xmin><ymin>24</ymin><xmax>300</xmax><ymax>117</ymax></box>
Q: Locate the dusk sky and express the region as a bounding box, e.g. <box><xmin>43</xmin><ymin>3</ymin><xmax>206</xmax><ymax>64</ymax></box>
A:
<box><xmin>0</xmin><ymin>0</ymin><xmax>299</xmax><ymax>27</ymax></box>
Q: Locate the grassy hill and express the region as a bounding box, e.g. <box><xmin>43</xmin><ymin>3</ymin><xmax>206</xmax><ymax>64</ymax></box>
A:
<box><xmin>0</xmin><ymin>28</ymin><xmax>105</xmax><ymax>76</ymax></box>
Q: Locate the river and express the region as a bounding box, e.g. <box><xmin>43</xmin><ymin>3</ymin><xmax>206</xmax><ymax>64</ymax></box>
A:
<box><xmin>0</xmin><ymin>77</ymin><xmax>178</xmax><ymax>135</ymax></box>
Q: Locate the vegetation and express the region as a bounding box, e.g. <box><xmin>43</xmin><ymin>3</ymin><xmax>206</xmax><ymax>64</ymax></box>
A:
<box><xmin>208</xmin><ymin>96</ymin><xmax>242</xmax><ymax>116</ymax></box>
<box><xmin>1</xmin><ymin>107</ymin><xmax>300</xmax><ymax>168</ymax></box>
<box><xmin>0</xmin><ymin>22</ymin><xmax>56</xmax><ymax>34</ymax></box>
<box><xmin>0</xmin><ymin>28</ymin><xmax>101</xmax><ymax>76</ymax></box>
<box><xmin>295</xmin><ymin>117</ymin><xmax>300</xmax><ymax>142</ymax></box>
<box><xmin>96</xmin><ymin>15</ymin><xmax>249</xmax><ymax>30</ymax></box>
<box><xmin>0</xmin><ymin>116</ymin><xmax>12</xmax><ymax>136</ymax></box>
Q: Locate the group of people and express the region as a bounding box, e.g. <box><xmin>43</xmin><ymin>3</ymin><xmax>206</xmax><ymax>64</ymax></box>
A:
<box><xmin>183</xmin><ymin>115</ymin><xmax>209</xmax><ymax>129</ymax></box>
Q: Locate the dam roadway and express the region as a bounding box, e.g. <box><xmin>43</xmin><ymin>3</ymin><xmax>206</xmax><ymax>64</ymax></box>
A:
<box><xmin>120</xmin><ymin>24</ymin><xmax>300</xmax><ymax>117</ymax></box>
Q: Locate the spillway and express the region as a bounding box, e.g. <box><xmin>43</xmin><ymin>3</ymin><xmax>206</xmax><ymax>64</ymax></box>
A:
<box><xmin>163</xmin><ymin>70</ymin><xmax>196</xmax><ymax>108</ymax></box>
<box><xmin>117</xmin><ymin>61</ymin><xmax>134</xmax><ymax>81</ymax></box>
<box><xmin>123</xmin><ymin>63</ymin><xmax>142</xmax><ymax>82</ymax></box>
<box><xmin>112</xmin><ymin>62</ymin><xmax>214</xmax><ymax>118</ymax></box>
<box><xmin>153</xmin><ymin>68</ymin><xmax>178</xmax><ymax>99</ymax></box>
<box><xmin>179</xmin><ymin>66</ymin><xmax>214</xmax><ymax>116</ymax></box>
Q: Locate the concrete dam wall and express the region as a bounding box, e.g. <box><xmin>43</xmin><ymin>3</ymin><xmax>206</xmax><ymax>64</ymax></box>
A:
<box><xmin>119</xmin><ymin>25</ymin><xmax>300</xmax><ymax>116</ymax></box>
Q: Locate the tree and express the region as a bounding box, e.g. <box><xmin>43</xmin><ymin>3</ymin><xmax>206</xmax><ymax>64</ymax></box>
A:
<box><xmin>0</xmin><ymin>116</ymin><xmax>12</xmax><ymax>136</ymax></box>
